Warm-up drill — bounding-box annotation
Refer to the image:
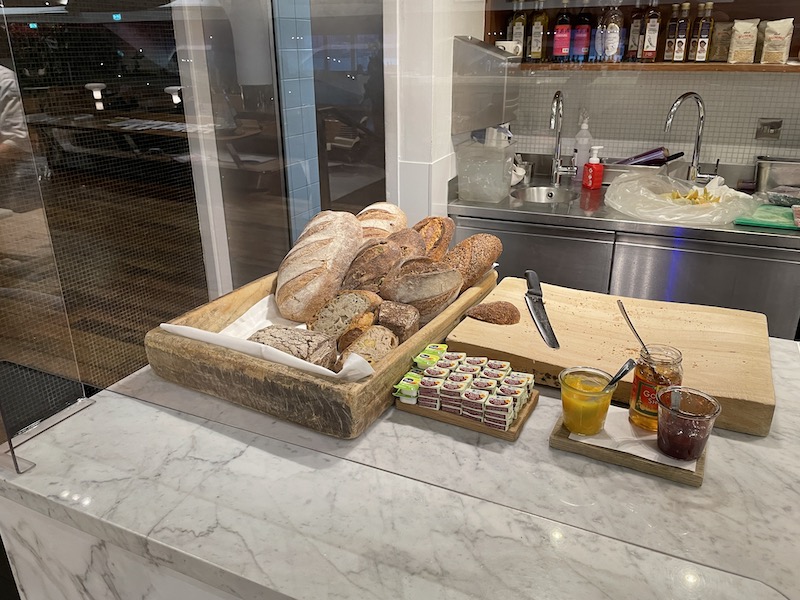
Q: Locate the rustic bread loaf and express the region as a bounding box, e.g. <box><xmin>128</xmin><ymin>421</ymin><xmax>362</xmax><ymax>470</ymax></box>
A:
<box><xmin>442</xmin><ymin>233</ymin><xmax>503</xmax><ymax>293</ymax></box>
<box><xmin>307</xmin><ymin>290</ymin><xmax>382</xmax><ymax>343</ymax></box>
<box><xmin>337</xmin><ymin>311</ymin><xmax>376</xmax><ymax>352</ymax></box>
<box><xmin>379</xmin><ymin>258</ymin><xmax>463</xmax><ymax>324</ymax></box>
<box><xmin>466</xmin><ymin>301</ymin><xmax>520</xmax><ymax>325</ymax></box>
<box><xmin>336</xmin><ymin>325</ymin><xmax>399</xmax><ymax>370</ymax></box>
<box><xmin>248</xmin><ymin>326</ymin><xmax>337</xmax><ymax>370</ymax></box>
<box><xmin>376</xmin><ymin>301</ymin><xmax>420</xmax><ymax>343</ymax></box>
<box><xmin>356</xmin><ymin>202</ymin><xmax>407</xmax><ymax>238</ymax></box>
<box><xmin>341</xmin><ymin>239</ymin><xmax>403</xmax><ymax>293</ymax></box>
<box><xmin>275</xmin><ymin>211</ymin><xmax>363</xmax><ymax>322</ymax></box>
<box><xmin>412</xmin><ymin>216</ymin><xmax>455</xmax><ymax>261</ymax></box>
<box><xmin>386</xmin><ymin>228</ymin><xmax>427</xmax><ymax>261</ymax></box>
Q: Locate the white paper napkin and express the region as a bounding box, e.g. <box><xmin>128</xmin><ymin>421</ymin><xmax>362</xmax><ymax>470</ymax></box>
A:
<box><xmin>568</xmin><ymin>406</ymin><xmax>698</xmax><ymax>472</ymax></box>
<box><xmin>160</xmin><ymin>294</ymin><xmax>374</xmax><ymax>382</ymax></box>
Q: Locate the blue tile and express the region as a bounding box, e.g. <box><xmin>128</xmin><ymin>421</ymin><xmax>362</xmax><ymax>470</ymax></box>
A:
<box><xmin>289</xmin><ymin>186</ymin><xmax>311</xmax><ymax>218</ymax></box>
<box><xmin>274</xmin><ymin>0</ymin><xmax>296</xmax><ymax>19</ymax></box>
<box><xmin>280</xmin><ymin>78</ymin><xmax>301</xmax><ymax>109</ymax></box>
<box><xmin>275</xmin><ymin>18</ymin><xmax>297</xmax><ymax>50</ymax></box>
<box><xmin>303</xmin><ymin>132</ymin><xmax>318</xmax><ymax>158</ymax></box>
<box><xmin>308</xmin><ymin>158</ymin><xmax>320</xmax><ymax>184</ymax></box>
<box><xmin>308</xmin><ymin>183</ymin><xmax>321</xmax><ymax>212</ymax></box>
<box><xmin>295</xmin><ymin>19</ymin><xmax>312</xmax><ymax>46</ymax></box>
<box><xmin>279</xmin><ymin>50</ymin><xmax>299</xmax><ymax>79</ymax></box>
<box><xmin>287</xmin><ymin>161</ymin><xmax>308</xmax><ymax>190</ymax></box>
<box><xmin>283</xmin><ymin>107</ymin><xmax>303</xmax><ymax>137</ymax></box>
<box><xmin>285</xmin><ymin>134</ymin><xmax>306</xmax><ymax>164</ymax></box>
<box><xmin>300</xmin><ymin>105</ymin><xmax>317</xmax><ymax>133</ymax></box>
<box><xmin>295</xmin><ymin>1</ymin><xmax>310</xmax><ymax>19</ymax></box>
<box><xmin>299</xmin><ymin>78</ymin><xmax>315</xmax><ymax>107</ymax></box>
<box><xmin>297</xmin><ymin>49</ymin><xmax>314</xmax><ymax>78</ymax></box>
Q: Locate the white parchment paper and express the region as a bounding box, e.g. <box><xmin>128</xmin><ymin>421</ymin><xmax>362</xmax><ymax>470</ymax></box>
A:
<box><xmin>160</xmin><ymin>294</ymin><xmax>374</xmax><ymax>382</ymax></box>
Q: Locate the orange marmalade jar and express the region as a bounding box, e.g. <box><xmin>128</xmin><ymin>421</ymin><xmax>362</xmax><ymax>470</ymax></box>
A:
<box><xmin>628</xmin><ymin>345</ymin><xmax>683</xmax><ymax>431</ymax></box>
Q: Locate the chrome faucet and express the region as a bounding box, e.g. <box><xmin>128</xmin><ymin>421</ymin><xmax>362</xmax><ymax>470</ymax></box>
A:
<box><xmin>664</xmin><ymin>92</ymin><xmax>714</xmax><ymax>184</ymax></box>
<box><xmin>550</xmin><ymin>91</ymin><xmax>577</xmax><ymax>187</ymax></box>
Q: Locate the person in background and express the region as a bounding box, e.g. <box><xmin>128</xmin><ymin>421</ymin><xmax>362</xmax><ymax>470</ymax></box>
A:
<box><xmin>0</xmin><ymin>64</ymin><xmax>35</xmax><ymax>213</ymax></box>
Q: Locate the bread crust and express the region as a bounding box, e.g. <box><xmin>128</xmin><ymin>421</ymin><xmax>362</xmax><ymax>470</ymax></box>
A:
<box><xmin>412</xmin><ymin>216</ymin><xmax>455</xmax><ymax>261</ymax></box>
<box><xmin>336</xmin><ymin>325</ymin><xmax>399</xmax><ymax>370</ymax></box>
<box><xmin>376</xmin><ymin>301</ymin><xmax>420</xmax><ymax>343</ymax></box>
<box><xmin>341</xmin><ymin>239</ymin><xmax>403</xmax><ymax>293</ymax></box>
<box><xmin>275</xmin><ymin>211</ymin><xmax>363</xmax><ymax>322</ymax></box>
<box><xmin>466</xmin><ymin>301</ymin><xmax>520</xmax><ymax>325</ymax></box>
<box><xmin>379</xmin><ymin>258</ymin><xmax>463</xmax><ymax>324</ymax></box>
<box><xmin>442</xmin><ymin>233</ymin><xmax>503</xmax><ymax>293</ymax></box>
<box><xmin>248</xmin><ymin>326</ymin><xmax>337</xmax><ymax>369</ymax></box>
<box><xmin>357</xmin><ymin>202</ymin><xmax>408</xmax><ymax>238</ymax></box>
<box><xmin>386</xmin><ymin>228</ymin><xmax>426</xmax><ymax>261</ymax></box>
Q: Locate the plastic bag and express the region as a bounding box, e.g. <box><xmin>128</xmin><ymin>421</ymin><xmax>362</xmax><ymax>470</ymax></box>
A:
<box><xmin>605</xmin><ymin>172</ymin><xmax>760</xmax><ymax>225</ymax></box>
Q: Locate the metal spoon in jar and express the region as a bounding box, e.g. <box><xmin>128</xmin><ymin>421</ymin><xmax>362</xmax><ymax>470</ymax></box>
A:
<box><xmin>617</xmin><ymin>300</ymin><xmax>650</xmax><ymax>358</ymax></box>
<box><xmin>602</xmin><ymin>358</ymin><xmax>637</xmax><ymax>393</ymax></box>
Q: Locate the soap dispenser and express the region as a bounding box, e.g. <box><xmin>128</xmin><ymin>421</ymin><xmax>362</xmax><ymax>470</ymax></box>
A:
<box><xmin>582</xmin><ymin>146</ymin><xmax>604</xmax><ymax>189</ymax></box>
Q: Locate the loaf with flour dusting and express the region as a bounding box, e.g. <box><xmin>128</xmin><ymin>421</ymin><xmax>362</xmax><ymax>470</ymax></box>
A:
<box><xmin>275</xmin><ymin>211</ymin><xmax>363</xmax><ymax>322</ymax></box>
<box><xmin>356</xmin><ymin>202</ymin><xmax>407</xmax><ymax>238</ymax></box>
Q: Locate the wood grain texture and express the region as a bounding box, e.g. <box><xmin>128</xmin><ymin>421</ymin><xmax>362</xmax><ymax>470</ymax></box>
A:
<box><xmin>394</xmin><ymin>389</ymin><xmax>539</xmax><ymax>442</ymax></box>
<box><xmin>145</xmin><ymin>271</ymin><xmax>498</xmax><ymax>439</ymax></box>
<box><xmin>549</xmin><ymin>416</ymin><xmax>706</xmax><ymax>487</ymax></box>
<box><xmin>446</xmin><ymin>278</ymin><xmax>775</xmax><ymax>437</ymax></box>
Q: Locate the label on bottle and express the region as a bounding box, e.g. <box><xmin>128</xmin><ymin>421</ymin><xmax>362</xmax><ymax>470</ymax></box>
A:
<box><xmin>664</xmin><ymin>23</ymin><xmax>678</xmax><ymax>60</ymax></box>
<box><xmin>604</xmin><ymin>24</ymin><xmax>621</xmax><ymax>61</ymax></box>
<box><xmin>673</xmin><ymin>24</ymin><xmax>689</xmax><ymax>61</ymax></box>
<box><xmin>530</xmin><ymin>22</ymin><xmax>545</xmax><ymax>58</ymax></box>
<box><xmin>573</xmin><ymin>25</ymin><xmax>591</xmax><ymax>58</ymax></box>
<box><xmin>627</xmin><ymin>19</ymin><xmax>642</xmax><ymax>58</ymax></box>
<box><xmin>641</xmin><ymin>18</ymin><xmax>660</xmax><ymax>59</ymax></box>
<box><xmin>554</xmin><ymin>24</ymin><xmax>572</xmax><ymax>56</ymax></box>
<box><xmin>631</xmin><ymin>372</ymin><xmax>659</xmax><ymax>417</ymax></box>
<box><xmin>688</xmin><ymin>24</ymin><xmax>701</xmax><ymax>60</ymax></box>
<box><xmin>593</xmin><ymin>27</ymin><xmax>606</xmax><ymax>60</ymax></box>
<box><xmin>512</xmin><ymin>22</ymin><xmax>525</xmax><ymax>46</ymax></box>
<box><xmin>695</xmin><ymin>22</ymin><xmax>712</xmax><ymax>62</ymax></box>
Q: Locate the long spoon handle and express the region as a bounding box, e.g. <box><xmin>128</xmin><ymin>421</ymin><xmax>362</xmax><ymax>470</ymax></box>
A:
<box><xmin>617</xmin><ymin>300</ymin><xmax>648</xmax><ymax>354</ymax></box>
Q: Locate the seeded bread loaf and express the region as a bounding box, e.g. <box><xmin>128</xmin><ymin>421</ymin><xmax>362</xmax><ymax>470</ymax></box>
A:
<box><xmin>336</xmin><ymin>325</ymin><xmax>399</xmax><ymax>370</ymax></box>
<box><xmin>412</xmin><ymin>216</ymin><xmax>455</xmax><ymax>261</ymax></box>
<box><xmin>275</xmin><ymin>211</ymin><xmax>363</xmax><ymax>322</ymax></box>
<box><xmin>386</xmin><ymin>228</ymin><xmax>426</xmax><ymax>261</ymax></box>
<box><xmin>356</xmin><ymin>202</ymin><xmax>407</xmax><ymax>239</ymax></box>
<box><xmin>337</xmin><ymin>311</ymin><xmax>376</xmax><ymax>352</ymax></box>
<box><xmin>466</xmin><ymin>301</ymin><xmax>520</xmax><ymax>325</ymax></box>
<box><xmin>376</xmin><ymin>301</ymin><xmax>420</xmax><ymax>343</ymax></box>
<box><xmin>307</xmin><ymin>290</ymin><xmax>383</xmax><ymax>343</ymax></box>
<box><xmin>379</xmin><ymin>258</ymin><xmax>463</xmax><ymax>324</ymax></box>
<box><xmin>442</xmin><ymin>233</ymin><xmax>503</xmax><ymax>293</ymax></box>
<box><xmin>248</xmin><ymin>326</ymin><xmax>337</xmax><ymax>370</ymax></box>
<box><xmin>341</xmin><ymin>239</ymin><xmax>403</xmax><ymax>293</ymax></box>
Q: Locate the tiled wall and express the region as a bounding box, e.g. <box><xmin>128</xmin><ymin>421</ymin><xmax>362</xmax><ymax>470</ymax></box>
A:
<box><xmin>274</xmin><ymin>0</ymin><xmax>322</xmax><ymax>241</ymax></box>
<box><xmin>512</xmin><ymin>71</ymin><xmax>800</xmax><ymax>168</ymax></box>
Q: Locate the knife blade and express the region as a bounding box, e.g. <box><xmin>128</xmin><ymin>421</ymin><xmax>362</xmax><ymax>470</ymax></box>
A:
<box><xmin>524</xmin><ymin>270</ymin><xmax>560</xmax><ymax>349</ymax></box>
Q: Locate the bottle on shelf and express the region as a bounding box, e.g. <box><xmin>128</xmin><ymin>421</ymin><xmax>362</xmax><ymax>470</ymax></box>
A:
<box><xmin>687</xmin><ymin>2</ymin><xmax>705</xmax><ymax>61</ymax></box>
<box><xmin>571</xmin><ymin>0</ymin><xmax>592</xmax><ymax>63</ymax></box>
<box><xmin>552</xmin><ymin>0</ymin><xmax>573</xmax><ymax>63</ymax></box>
<box><xmin>528</xmin><ymin>1</ymin><xmax>549</xmax><ymax>63</ymax></box>
<box><xmin>591</xmin><ymin>4</ymin><xmax>610</xmax><ymax>63</ymax></box>
<box><xmin>601</xmin><ymin>0</ymin><xmax>626</xmax><ymax>63</ymax></box>
<box><xmin>627</xmin><ymin>0</ymin><xmax>645</xmax><ymax>61</ymax></box>
<box><xmin>694</xmin><ymin>1</ymin><xmax>714</xmax><ymax>62</ymax></box>
<box><xmin>507</xmin><ymin>0</ymin><xmax>529</xmax><ymax>56</ymax></box>
<box><xmin>672</xmin><ymin>2</ymin><xmax>691</xmax><ymax>62</ymax></box>
<box><xmin>640</xmin><ymin>0</ymin><xmax>662</xmax><ymax>62</ymax></box>
<box><xmin>663</xmin><ymin>4</ymin><xmax>680</xmax><ymax>61</ymax></box>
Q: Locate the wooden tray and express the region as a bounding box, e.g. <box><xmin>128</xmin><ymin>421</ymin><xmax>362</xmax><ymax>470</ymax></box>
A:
<box><xmin>549</xmin><ymin>416</ymin><xmax>706</xmax><ymax>487</ymax></box>
<box><xmin>144</xmin><ymin>271</ymin><xmax>497</xmax><ymax>439</ymax></box>
<box><xmin>394</xmin><ymin>390</ymin><xmax>539</xmax><ymax>442</ymax></box>
<box><xmin>446</xmin><ymin>278</ymin><xmax>775</xmax><ymax>436</ymax></box>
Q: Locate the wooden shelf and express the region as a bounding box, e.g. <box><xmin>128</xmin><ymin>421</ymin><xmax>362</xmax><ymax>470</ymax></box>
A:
<box><xmin>519</xmin><ymin>61</ymin><xmax>800</xmax><ymax>73</ymax></box>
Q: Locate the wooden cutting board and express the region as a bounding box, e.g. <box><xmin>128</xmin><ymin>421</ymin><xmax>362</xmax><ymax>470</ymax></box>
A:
<box><xmin>446</xmin><ymin>277</ymin><xmax>775</xmax><ymax>436</ymax></box>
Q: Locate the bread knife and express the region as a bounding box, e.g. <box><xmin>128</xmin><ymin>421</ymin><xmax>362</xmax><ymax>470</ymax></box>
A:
<box><xmin>524</xmin><ymin>270</ymin><xmax>560</xmax><ymax>350</ymax></box>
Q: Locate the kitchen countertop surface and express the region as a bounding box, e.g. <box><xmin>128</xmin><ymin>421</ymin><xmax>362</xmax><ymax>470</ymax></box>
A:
<box><xmin>449</xmin><ymin>186</ymin><xmax>800</xmax><ymax>249</ymax></box>
<box><xmin>0</xmin><ymin>338</ymin><xmax>798</xmax><ymax>600</ymax></box>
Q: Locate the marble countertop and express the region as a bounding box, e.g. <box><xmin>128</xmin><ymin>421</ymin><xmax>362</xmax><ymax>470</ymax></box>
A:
<box><xmin>1</xmin><ymin>339</ymin><xmax>798</xmax><ymax>600</ymax></box>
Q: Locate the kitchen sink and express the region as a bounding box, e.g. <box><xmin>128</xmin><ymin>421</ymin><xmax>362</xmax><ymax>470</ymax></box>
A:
<box><xmin>512</xmin><ymin>186</ymin><xmax>577</xmax><ymax>204</ymax></box>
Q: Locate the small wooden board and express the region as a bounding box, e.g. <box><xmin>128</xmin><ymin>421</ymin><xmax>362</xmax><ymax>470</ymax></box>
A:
<box><xmin>446</xmin><ymin>277</ymin><xmax>775</xmax><ymax>436</ymax></box>
<box><xmin>548</xmin><ymin>416</ymin><xmax>706</xmax><ymax>487</ymax></box>
<box><xmin>394</xmin><ymin>390</ymin><xmax>539</xmax><ymax>442</ymax></box>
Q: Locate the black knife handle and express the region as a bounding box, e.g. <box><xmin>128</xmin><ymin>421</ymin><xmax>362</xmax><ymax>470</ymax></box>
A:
<box><xmin>524</xmin><ymin>270</ymin><xmax>540</xmax><ymax>292</ymax></box>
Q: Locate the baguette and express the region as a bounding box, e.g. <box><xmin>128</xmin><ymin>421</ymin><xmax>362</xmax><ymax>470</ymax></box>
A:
<box><xmin>275</xmin><ymin>211</ymin><xmax>363</xmax><ymax>322</ymax></box>
<box><xmin>412</xmin><ymin>216</ymin><xmax>455</xmax><ymax>261</ymax></box>
<box><xmin>341</xmin><ymin>239</ymin><xmax>403</xmax><ymax>293</ymax></box>
<box><xmin>441</xmin><ymin>233</ymin><xmax>503</xmax><ymax>293</ymax></box>
<box><xmin>356</xmin><ymin>202</ymin><xmax>407</xmax><ymax>238</ymax></box>
<box><xmin>379</xmin><ymin>258</ymin><xmax>463</xmax><ymax>324</ymax></box>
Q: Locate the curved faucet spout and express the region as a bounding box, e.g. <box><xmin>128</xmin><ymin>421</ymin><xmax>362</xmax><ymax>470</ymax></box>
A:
<box><xmin>664</xmin><ymin>92</ymin><xmax>706</xmax><ymax>182</ymax></box>
<box><xmin>550</xmin><ymin>91</ymin><xmax>575</xmax><ymax>187</ymax></box>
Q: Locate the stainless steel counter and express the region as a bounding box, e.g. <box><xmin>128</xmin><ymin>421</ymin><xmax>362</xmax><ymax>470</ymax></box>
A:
<box><xmin>449</xmin><ymin>186</ymin><xmax>800</xmax><ymax>339</ymax></box>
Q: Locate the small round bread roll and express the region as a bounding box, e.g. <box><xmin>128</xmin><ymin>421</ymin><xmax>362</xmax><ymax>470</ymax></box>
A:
<box><xmin>356</xmin><ymin>202</ymin><xmax>408</xmax><ymax>238</ymax></box>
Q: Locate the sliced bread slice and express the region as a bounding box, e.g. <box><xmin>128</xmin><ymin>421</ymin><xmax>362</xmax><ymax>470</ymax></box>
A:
<box><xmin>336</xmin><ymin>325</ymin><xmax>399</xmax><ymax>370</ymax></box>
<box><xmin>306</xmin><ymin>290</ymin><xmax>383</xmax><ymax>341</ymax></box>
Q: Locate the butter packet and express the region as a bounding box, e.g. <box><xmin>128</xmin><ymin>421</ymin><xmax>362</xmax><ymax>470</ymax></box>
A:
<box><xmin>425</xmin><ymin>343</ymin><xmax>448</xmax><ymax>356</ymax></box>
<box><xmin>394</xmin><ymin>372</ymin><xmax>422</xmax><ymax>397</ymax></box>
<box><xmin>414</xmin><ymin>352</ymin><xmax>441</xmax><ymax>368</ymax></box>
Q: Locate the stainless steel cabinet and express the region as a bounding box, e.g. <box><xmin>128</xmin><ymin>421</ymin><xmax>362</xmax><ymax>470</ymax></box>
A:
<box><xmin>453</xmin><ymin>217</ymin><xmax>615</xmax><ymax>293</ymax></box>
<box><xmin>610</xmin><ymin>233</ymin><xmax>800</xmax><ymax>338</ymax></box>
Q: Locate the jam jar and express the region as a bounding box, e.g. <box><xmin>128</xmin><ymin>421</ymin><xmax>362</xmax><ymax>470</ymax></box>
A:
<box><xmin>628</xmin><ymin>345</ymin><xmax>683</xmax><ymax>431</ymax></box>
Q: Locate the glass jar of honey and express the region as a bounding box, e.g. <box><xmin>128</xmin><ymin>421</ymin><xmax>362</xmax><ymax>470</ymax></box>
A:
<box><xmin>629</xmin><ymin>345</ymin><xmax>683</xmax><ymax>431</ymax></box>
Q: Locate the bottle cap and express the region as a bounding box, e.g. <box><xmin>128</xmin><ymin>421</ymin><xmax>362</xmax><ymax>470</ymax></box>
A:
<box><xmin>589</xmin><ymin>146</ymin><xmax>603</xmax><ymax>164</ymax></box>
